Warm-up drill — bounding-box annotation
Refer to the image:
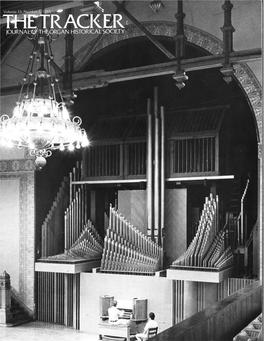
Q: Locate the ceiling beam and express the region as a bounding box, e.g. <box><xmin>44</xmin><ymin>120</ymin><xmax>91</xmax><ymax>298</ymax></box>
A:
<box><xmin>75</xmin><ymin>1</ymin><xmax>128</xmax><ymax>72</ymax></box>
<box><xmin>71</xmin><ymin>48</ymin><xmax>261</xmax><ymax>90</ymax></box>
<box><xmin>0</xmin><ymin>48</ymin><xmax>261</xmax><ymax>96</ymax></box>
<box><xmin>112</xmin><ymin>1</ymin><xmax>175</xmax><ymax>60</ymax></box>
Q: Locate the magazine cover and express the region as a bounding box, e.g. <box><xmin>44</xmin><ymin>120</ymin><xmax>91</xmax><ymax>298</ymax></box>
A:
<box><xmin>0</xmin><ymin>1</ymin><xmax>262</xmax><ymax>340</ymax></box>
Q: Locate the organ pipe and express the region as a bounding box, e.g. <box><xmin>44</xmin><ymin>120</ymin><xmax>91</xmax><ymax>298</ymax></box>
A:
<box><xmin>101</xmin><ymin>205</ymin><xmax>163</xmax><ymax>274</ymax></box>
<box><xmin>171</xmin><ymin>194</ymin><xmax>234</xmax><ymax>270</ymax></box>
<box><xmin>147</xmin><ymin>98</ymin><xmax>154</xmax><ymax>240</ymax></box>
<box><xmin>154</xmin><ymin>87</ymin><xmax>160</xmax><ymax>244</ymax></box>
<box><xmin>160</xmin><ymin>106</ymin><xmax>165</xmax><ymax>248</ymax></box>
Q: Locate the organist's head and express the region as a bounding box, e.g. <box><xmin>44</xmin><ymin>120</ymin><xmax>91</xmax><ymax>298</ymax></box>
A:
<box><xmin>112</xmin><ymin>300</ymin><xmax>117</xmax><ymax>307</ymax></box>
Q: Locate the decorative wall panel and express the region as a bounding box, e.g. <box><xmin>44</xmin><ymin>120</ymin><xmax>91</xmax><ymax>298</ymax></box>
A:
<box><xmin>0</xmin><ymin>159</ymin><xmax>35</xmax><ymax>314</ymax></box>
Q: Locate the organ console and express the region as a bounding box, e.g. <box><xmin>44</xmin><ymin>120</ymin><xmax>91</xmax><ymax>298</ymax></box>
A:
<box><xmin>99</xmin><ymin>296</ymin><xmax>148</xmax><ymax>340</ymax></box>
<box><xmin>100</xmin><ymin>296</ymin><xmax>148</xmax><ymax>321</ymax></box>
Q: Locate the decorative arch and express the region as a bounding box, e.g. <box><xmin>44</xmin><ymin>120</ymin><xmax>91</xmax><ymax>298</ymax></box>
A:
<box><xmin>72</xmin><ymin>22</ymin><xmax>262</xmax><ymax>145</ymax></box>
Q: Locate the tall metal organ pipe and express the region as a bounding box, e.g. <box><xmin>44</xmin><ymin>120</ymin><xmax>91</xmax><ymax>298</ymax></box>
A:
<box><xmin>154</xmin><ymin>87</ymin><xmax>161</xmax><ymax>244</ymax></box>
<box><xmin>160</xmin><ymin>106</ymin><xmax>165</xmax><ymax>248</ymax></box>
<box><xmin>147</xmin><ymin>98</ymin><xmax>154</xmax><ymax>241</ymax></box>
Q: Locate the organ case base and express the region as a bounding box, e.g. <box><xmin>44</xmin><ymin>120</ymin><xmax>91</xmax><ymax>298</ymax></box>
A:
<box><xmin>167</xmin><ymin>267</ymin><xmax>234</xmax><ymax>283</ymax></box>
<box><xmin>35</xmin><ymin>259</ymin><xmax>101</xmax><ymax>274</ymax></box>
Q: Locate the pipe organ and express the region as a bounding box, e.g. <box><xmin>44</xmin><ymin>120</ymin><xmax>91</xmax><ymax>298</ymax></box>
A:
<box><xmin>171</xmin><ymin>194</ymin><xmax>234</xmax><ymax>271</ymax></box>
<box><xmin>36</xmin><ymin>162</ymin><xmax>103</xmax><ymax>329</ymax></box>
<box><xmin>41</xmin><ymin>176</ymin><xmax>69</xmax><ymax>258</ymax></box>
<box><xmin>41</xmin><ymin>163</ymin><xmax>103</xmax><ymax>262</ymax></box>
<box><xmin>45</xmin><ymin>221</ymin><xmax>103</xmax><ymax>261</ymax></box>
<box><xmin>100</xmin><ymin>204</ymin><xmax>163</xmax><ymax>275</ymax></box>
<box><xmin>37</xmin><ymin>272</ymin><xmax>81</xmax><ymax>329</ymax></box>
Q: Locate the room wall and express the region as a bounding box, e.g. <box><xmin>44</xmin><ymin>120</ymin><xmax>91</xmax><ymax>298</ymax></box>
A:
<box><xmin>80</xmin><ymin>272</ymin><xmax>173</xmax><ymax>334</ymax></box>
<box><xmin>0</xmin><ymin>178</ymin><xmax>20</xmax><ymax>290</ymax></box>
<box><xmin>0</xmin><ymin>159</ymin><xmax>35</xmax><ymax>314</ymax></box>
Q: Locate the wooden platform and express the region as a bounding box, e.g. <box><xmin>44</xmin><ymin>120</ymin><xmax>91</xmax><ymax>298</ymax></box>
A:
<box><xmin>167</xmin><ymin>266</ymin><xmax>234</xmax><ymax>283</ymax></box>
<box><xmin>35</xmin><ymin>259</ymin><xmax>101</xmax><ymax>274</ymax></box>
<box><xmin>98</xmin><ymin>322</ymin><xmax>130</xmax><ymax>341</ymax></box>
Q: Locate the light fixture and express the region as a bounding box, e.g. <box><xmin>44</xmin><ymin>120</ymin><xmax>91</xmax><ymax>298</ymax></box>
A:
<box><xmin>0</xmin><ymin>29</ymin><xmax>89</xmax><ymax>170</ymax></box>
<box><xmin>80</xmin><ymin>1</ymin><xmax>104</xmax><ymax>14</ymax></box>
<box><xmin>149</xmin><ymin>1</ymin><xmax>165</xmax><ymax>13</ymax></box>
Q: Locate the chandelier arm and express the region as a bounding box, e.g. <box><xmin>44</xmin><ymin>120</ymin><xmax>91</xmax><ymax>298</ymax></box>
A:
<box><xmin>32</xmin><ymin>82</ymin><xmax>37</xmax><ymax>101</ymax></box>
<box><xmin>26</xmin><ymin>49</ymin><xmax>37</xmax><ymax>99</ymax></box>
<box><xmin>45</xmin><ymin>39</ymin><xmax>54</xmax><ymax>101</ymax></box>
<box><xmin>18</xmin><ymin>45</ymin><xmax>36</xmax><ymax>103</ymax></box>
<box><xmin>47</xmin><ymin>39</ymin><xmax>54</xmax><ymax>79</ymax></box>
<box><xmin>51</xmin><ymin>83</ymin><xmax>56</xmax><ymax>108</ymax></box>
<box><xmin>39</xmin><ymin>44</ymin><xmax>46</xmax><ymax>97</ymax></box>
<box><xmin>56</xmin><ymin>75</ymin><xmax>64</xmax><ymax>104</ymax></box>
<box><xmin>48</xmin><ymin>39</ymin><xmax>54</xmax><ymax>61</ymax></box>
<box><xmin>47</xmin><ymin>40</ymin><xmax>58</xmax><ymax>102</ymax></box>
<box><xmin>32</xmin><ymin>53</ymin><xmax>40</xmax><ymax>100</ymax></box>
<box><xmin>49</xmin><ymin>41</ymin><xmax>64</xmax><ymax>104</ymax></box>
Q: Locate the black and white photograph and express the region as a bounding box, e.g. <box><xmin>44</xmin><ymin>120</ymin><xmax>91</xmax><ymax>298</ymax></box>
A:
<box><xmin>0</xmin><ymin>1</ymin><xmax>262</xmax><ymax>340</ymax></box>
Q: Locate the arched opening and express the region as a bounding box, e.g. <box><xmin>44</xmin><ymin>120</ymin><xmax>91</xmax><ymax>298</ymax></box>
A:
<box><xmin>67</xmin><ymin>33</ymin><xmax>258</xmax><ymax>275</ymax></box>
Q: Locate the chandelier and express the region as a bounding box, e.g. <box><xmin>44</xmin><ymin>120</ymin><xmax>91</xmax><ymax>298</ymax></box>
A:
<box><xmin>149</xmin><ymin>1</ymin><xmax>165</xmax><ymax>13</ymax></box>
<box><xmin>0</xmin><ymin>29</ymin><xmax>89</xmax><ymax>170</ymax></box>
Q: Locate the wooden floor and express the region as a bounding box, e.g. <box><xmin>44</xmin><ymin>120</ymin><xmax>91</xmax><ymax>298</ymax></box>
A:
<box><xmin>0</xmin><ymin>321</ymin><xmax>99</xmax><ymax>341</ymax></box>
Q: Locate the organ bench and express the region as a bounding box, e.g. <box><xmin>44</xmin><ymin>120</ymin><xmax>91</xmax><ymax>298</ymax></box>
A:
<box><xmin>98</xmin><ymin>322</ymin><xmax>130</xmax><ymax>341</ymax></box>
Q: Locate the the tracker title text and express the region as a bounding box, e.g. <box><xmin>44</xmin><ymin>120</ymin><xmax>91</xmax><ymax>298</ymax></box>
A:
<box><xmin>3</xmin><ymin>14</ymin><xmax>125</xmax><ymax>29</ymax></box>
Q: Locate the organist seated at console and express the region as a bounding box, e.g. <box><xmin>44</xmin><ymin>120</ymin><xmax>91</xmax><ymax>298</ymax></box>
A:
<box><xmin>99</xmin><ymin>298</ymin><xmax>148</xmax><ymax>340</ymax></box>
<box><xmin>108</xmin><ymin>300</ymin><xmax>130</xmax><ymax>325</ymax></box>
